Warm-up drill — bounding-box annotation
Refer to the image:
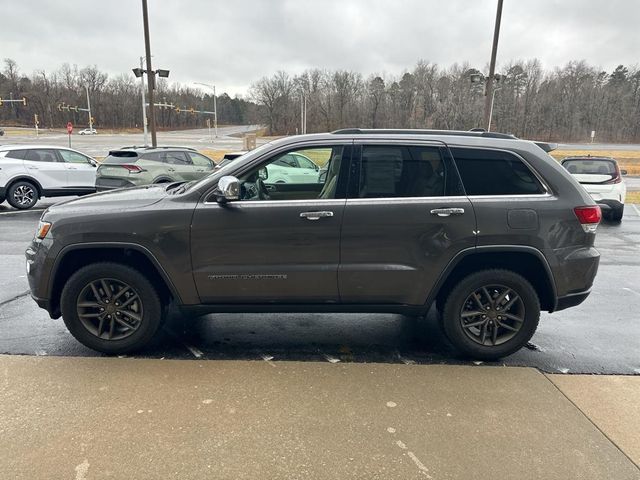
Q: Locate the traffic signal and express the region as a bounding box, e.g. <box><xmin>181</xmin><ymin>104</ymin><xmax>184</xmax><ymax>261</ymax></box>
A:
<box><xmin>34</xmin><ymin>114</ymin><xmax>39</xmax><ymax>125</ymax></box>
<box><xmin>22</xmin><ymin>97</ymin><xmax>27</xmax><ymax>106</ymax></box>
<box><xmin>90</xmin><ymin>117</ymin><xmax>95</xmax><ymax>123</ymax></box>
<box><xmin>0</xmin><ymin>97</ymin><xmax>3</xmax><ymax>106</ymax></box>
<box><xmin>175</xmin><ymin>107</ymin><xmax>181</xmax><ymax>113</ymax></box>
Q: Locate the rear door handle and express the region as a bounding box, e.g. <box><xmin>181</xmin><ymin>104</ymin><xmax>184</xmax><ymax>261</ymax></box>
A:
<box><xmin>167</xmin><ymin>167</ymin><xmax>175</xmax><ymax>172</ymax></box>
<box><xmin>68</xmin><ymin>166</ymin><xmax>77</xmax><ymax>170</ymax></box>
<box><xmin>300</xmin><ymin>211</ymin><xmax>334</xmax><ymax>221</ymax></box>
<box><xmin>430</xmin><ymin>208</ymin><xmax>465</xmax><ymax>217</ymax></box>
<box><xmin>26</xmin><ymin>166</ymin><xmax>39</xmax><ymax>170</ymax></box>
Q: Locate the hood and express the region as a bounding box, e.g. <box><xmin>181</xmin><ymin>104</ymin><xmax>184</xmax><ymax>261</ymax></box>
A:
<box><xmin>46</xmin><ymin>184</ymin><xmax>168</xmax><ymax>215</ymax></box>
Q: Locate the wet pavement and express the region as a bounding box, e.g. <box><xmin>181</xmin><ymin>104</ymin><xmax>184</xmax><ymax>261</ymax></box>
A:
<box><xmin>1</xmin><ymin>202</ymin><xmax>639</xmax><ymax>375</ymax></box>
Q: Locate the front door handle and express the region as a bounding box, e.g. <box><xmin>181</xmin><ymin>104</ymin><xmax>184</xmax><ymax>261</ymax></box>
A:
<box><xmin>430</xmin><ymin>208</ymin><xmax>465</xmax><ymax>217</ymax></box>
<box><xmin>300</xmin><ymin>211</ymin><xmax>334</xmax><ymax>221</ymax></box>
<box><xmin>167</xmin><ymin>167</ymin><xmax>175</xmax><ymax>172</ymax></box>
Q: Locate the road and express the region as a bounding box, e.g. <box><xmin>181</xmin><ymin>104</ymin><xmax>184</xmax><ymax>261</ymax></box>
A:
<box><xmin>0</xmin><ymin>125</ymin><xmax>265</xmax><ymax>157</ymax></box>
<box><xmin>1</xmin><ymin>200</ymin><xmax>639</xmax><ymax>374</ymax></box>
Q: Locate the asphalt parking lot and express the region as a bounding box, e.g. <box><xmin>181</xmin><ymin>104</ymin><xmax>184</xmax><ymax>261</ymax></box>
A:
<box><xmin>1</xmin><ymin>197</ymin><xmax>639</xmax><ymax>374</ymax></box>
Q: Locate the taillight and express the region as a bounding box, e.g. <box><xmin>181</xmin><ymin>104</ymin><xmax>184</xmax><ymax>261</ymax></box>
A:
<box><xmin>602</xmin><ymin>165</ymin><xmax>622</xmax><ymax>184</ymax></box>
<box><xmin>574</xmin><ymin>206</ymin><xmax>602</xmax><ymax>233</ymax></box>
<box><xmin>121</xmin><ymin>164</ymin><xmax>144</xmax><ymax>173</ymax></box>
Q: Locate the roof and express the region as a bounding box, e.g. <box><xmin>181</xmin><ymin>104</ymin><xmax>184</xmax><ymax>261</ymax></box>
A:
<box><xmin>114</xmin><ymin>145</ymin><xmax>198</xmax><ymax>153</ymax></box>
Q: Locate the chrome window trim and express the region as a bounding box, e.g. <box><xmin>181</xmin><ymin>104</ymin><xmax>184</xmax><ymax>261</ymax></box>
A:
<box><xmin>203</xmin><ymin>198</ymin><xmax>347</xmax><ymax>207</ymax></box>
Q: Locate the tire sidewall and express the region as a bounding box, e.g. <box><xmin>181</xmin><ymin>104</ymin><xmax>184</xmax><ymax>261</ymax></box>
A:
<box><xmin>8</xmin><ymin>181</ymin><xmax>38</xmax><ymax>210</ymax></box>
<box><xmin>61</xmin><ymin>263</ymin><xmax>162</xmax><ymax>354</ymax></box>
<box><xmin>443</xmin><ymin>269</ymin><xmax>540</xmax><ymax>360</ymax></box>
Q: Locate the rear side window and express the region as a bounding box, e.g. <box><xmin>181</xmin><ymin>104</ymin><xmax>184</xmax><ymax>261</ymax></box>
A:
<box><xmin>354</xmin><ymin>145</ymin><xmax>446</xmax><ymax>198</ymax></box>
<box><xmin>163</xmin><ymin>151</ymin><xmax>191</xmax><ymax>165</ymax></box>
<box><xmin>451</xmin><ymin>148</ymin><xmax>544</xmax><ymax>196</ymax></box>
<box><xmin>188</xmin><ymin>152</ymin><xmax>213</xmax><ymax>167</ymax></box>
<box><xmin>24</xmin><ymin>149</ymin><xmax>59</xmax><ymax>163</ymax></box>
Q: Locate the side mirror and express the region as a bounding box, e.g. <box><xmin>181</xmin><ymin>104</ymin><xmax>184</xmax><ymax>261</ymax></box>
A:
<box><xmin>216</xmin><ymin>176</ymin><xmax>240</xmax><ymax>203</ymax></box>
<box><xmin>89</xmin><ymin>159</ymin><xmax>97</xmax><ymax>167</ymax></box>
<box><xmin>621</xmin><ymin>169</ymin><xmax>628</xmax><ymax>176</ymax></box>
<box><xmin>258</xmin><ymin>167</ymin><xmax>268</xmax><ymax>180</ymax></box>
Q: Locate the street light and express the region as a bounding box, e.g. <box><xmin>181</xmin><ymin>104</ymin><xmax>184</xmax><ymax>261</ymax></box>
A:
<box><xmin>194</xmin><ymin>82</ymin><xmax>217</xmax><ymax>138</ymax></box>
<box><xmin>136</xmin><ymin>0</ymin><xmax>171</xmax><ymax>147</ymax></box>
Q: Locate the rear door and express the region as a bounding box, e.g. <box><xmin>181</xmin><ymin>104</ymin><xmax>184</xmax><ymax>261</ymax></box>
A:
<box><xmin>57</xmin><ymin>149</ymin><xmax>96</xmax><ymax>190</ymax></box>
<box><xmin>23</xmin><ymin>149</ymin><xmax>68</xmax><ymax>190</ymax></box>
<box><xmin>338</xmin><ymin>140</ymin><xmax>476</xmax><ymax>305</ymax></box>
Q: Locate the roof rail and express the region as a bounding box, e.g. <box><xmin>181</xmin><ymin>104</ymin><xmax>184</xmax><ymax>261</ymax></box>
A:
<box><xmin>331</xmin><ymin>128</ymin><xmax>517</xmax><ymax>140</ymax></box>
<box><xmin>117</xmin><ymin>145</ymin><xmax>198</xmax><ymax>151</ymax></box>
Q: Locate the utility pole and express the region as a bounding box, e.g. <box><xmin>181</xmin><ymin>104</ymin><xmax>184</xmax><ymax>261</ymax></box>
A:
<box><xmin>85</xmin><ymin>85</ymin><xmax>93</xmax><ymax>131</ymax></box>
<box><xmin>484</xmin><ymin>0</ymin><xmax>504</xmax><ymax>131</ymax></box>
<box><xmin>141</xmin><ymin>0</ymin><xmax>157</xmax><ymax>147</ymax></box>
<box><xmin>140</xmin><ymin>57</ymin><xmax>149</xmax><ymax>146</ymax></box>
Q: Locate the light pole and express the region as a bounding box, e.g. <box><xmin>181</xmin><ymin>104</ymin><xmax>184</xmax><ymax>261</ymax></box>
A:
<box><xmin>139</xmin><ymin>56</ymin><xmax>149</xmax><ymax>146</ymax></box>
<box><xmin>484</xmin><ymin>0</ymin><xmax>504</xmax><ymax>131</ymax></box>
<box><xmin>194</xmin><ymin>82</ymin><xmax>218</xmax><ymax>138</ymax></box>
<box><xmin>299</xmin><ymin>89</ymin><xmax>307</xmax><ymax>134</ymax></box>
<box><xmin>487</xmin><ymin>85</ymin><xmax>502</xmax><ymax>132</ymax></box>
<box><xmin>133</xmin><ymin>0</ymin><xmax>169</xmax><ymax>147</ymax></box>
<box><xmin>84</xmin><ymin>85</ymin><xmax>93</xmax><ymax>132</ymax></box>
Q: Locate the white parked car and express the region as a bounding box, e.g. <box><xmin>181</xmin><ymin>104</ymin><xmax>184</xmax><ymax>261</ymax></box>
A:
<box><xmin>0</xmin><ymin>145</ymin><xmax>97</xmax><ymax>210</ymax></box>
<box><xmin>265</xmin><ymin>152</ymin><xmax>320</xmax><ymax>184</ymax></box>
<box><xmin>78</xmin><ymin>128</ymin><xmax>97</xmax><ymax>135</ymax></box>
<box><xmin>561</xmin><ymin>156</ymin><xmax>627</xmax><ymax>221</ymax></box>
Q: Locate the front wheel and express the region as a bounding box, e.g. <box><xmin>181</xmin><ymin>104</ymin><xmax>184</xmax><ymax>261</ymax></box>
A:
<box><xmin>60</xmin><ymin>262</ymin><xmax>163</xmax><ymax>354</ymax></box>
<box><xmin>442</xmin><ymin>269</ymin><xmax>540</xmax><ymax>360</ymax></box>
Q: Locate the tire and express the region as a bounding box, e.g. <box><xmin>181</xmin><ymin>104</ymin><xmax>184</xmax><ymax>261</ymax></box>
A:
<box><xmin>442</xmin><ymin>269</ymin><xmax>540</xmax><ymax>360</ymax></box>
<box><xmin>610</xmin><ymin>205</ymin><xmax>624</xmax><ymax>222</ymax></box>
<box><xmin>7</xmin><ymin>180</ymin><xmax>38</xmax><ymax>209</ymax></box>
<box><xmin>60</xmin><ymin>262</ymin><xmax>163</xmax><ymax>354</ymax></box>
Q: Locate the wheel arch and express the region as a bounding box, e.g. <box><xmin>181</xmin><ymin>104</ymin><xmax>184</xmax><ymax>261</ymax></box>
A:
<box><xmin>430</xmin><ymin>246</ymin><xmax>557</xmax><ymax>313</ymax></box>
<box><xmin>6</xmin><ymin>175</ymin><xmax>43</xmax><ymax>197</ymax></box>
<box><xmin>48</xmin><ymin>243</ymin><xmax>182</xmax><ymax>318</ymax></box>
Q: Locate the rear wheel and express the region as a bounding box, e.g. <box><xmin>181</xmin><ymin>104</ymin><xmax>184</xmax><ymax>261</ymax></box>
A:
<box><xmin>60</xmin><ymin>262</ymin><xmax>163</xmax><ymax>354</ymax></box>
<box><xmin>7</xmin><ymin>181</ymin><xmax>38</xmax><ymax>209</ymax></box>
<box><xmin>442</xmin><ymin>269</ymin><xmax>540</xmax><ymax>360</ymax></box>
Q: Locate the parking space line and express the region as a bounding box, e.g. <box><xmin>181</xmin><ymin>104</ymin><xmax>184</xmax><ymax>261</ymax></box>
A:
<box><xmin>631</xmin><ymin>203</ymin><xmax>640</xmax><ymax>217</ymax></box>
<box><xmin>0</xmin><ymin>209</ymin><xmax>46</xmax><ymax>216</ymax></box>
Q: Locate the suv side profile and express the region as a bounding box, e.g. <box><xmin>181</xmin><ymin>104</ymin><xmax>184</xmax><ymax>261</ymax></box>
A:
<box><xmin>0</xmin><ymin>145</ymin><xmax>97</xmax><ymax>209</ymax></box>
<box><xmin>26</xmin><ymin>130</ymin><xmax>601</xmax><ymax>359</ymax></box>
<box><xmin>95</xmin><ymin>146</ymin><xmax>215</xmax><ymax>191</ymax></box>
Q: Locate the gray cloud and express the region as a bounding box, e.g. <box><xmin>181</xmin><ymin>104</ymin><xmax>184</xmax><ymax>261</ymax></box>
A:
<box><xmin>3</xmin><ymin>0</ymin><xmax>638</xmax><ymax>96</ymax></box>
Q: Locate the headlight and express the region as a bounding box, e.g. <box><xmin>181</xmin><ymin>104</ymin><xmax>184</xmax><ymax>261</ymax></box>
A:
<box><xmin>36</xmin><ymin>221</ymin><xmax>52</xmax><ymax>239</ymax></box>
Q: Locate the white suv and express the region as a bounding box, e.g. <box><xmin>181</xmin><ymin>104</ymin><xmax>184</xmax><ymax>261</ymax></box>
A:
<box><xmin>0</xmin><ymin>145</ymin><xmax>97</xmax><ymax>210</ymax></box>
<box><xmin>561</xmin><ymin>156</ymin><xmax>627</xmax><ymax>221</ymax></box>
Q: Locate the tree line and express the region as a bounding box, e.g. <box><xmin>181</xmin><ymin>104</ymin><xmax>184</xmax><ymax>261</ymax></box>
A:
<box><xmin>251</xmin><ymin>59</ymin><xmax>640</xmax><ymax>143</ymax></box>
<box><xmin>0</xmin><ymin>59</ymin><xmax>260</xmax><ymax>130</ymax></box>
<box><xmin>3</xmin><ymin>57</ymin><xmax>640</xmax><ymax>143</ymax></box>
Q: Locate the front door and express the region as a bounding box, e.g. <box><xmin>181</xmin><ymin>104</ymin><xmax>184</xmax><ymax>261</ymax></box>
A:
<box><xmin>57</xmin><ymin>149</ymin><xmax>97</xmax><ymax>190</ymax></box>
<box><xmin>339</xmin><ymin>142</ymin><xmax>477</xmax><ymax>305</ymax></box>
<box><xmin>190</xmin><ymin>143</ymin><xmax>352</xmax><ymax>304</ymax></box>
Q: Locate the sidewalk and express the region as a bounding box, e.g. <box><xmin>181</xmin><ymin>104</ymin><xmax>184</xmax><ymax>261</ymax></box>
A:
<box><xmin>0</xmin><ymin>355</ymin><xmax>638</xmax><ymax>479</ymax></box>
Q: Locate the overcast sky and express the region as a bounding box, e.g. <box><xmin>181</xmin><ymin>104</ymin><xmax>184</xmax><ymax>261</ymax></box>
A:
<box><xmin>3</xmin><ymin>0</ymin><xmax>638</xmax><ymax>97</ymax></box>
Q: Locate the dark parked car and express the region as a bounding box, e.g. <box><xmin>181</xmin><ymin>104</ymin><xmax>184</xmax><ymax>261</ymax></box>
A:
<box><xmin>26</xmin><ymin>129</ymin><xmax>601</xmax><ymax>359</ymax></box>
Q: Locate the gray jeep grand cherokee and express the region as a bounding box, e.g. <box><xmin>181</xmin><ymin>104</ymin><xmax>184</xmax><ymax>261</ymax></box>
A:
<box><xmin>26</xmin><ymin>129</ymin><xmax>601</xmax><ymax>359</ymax></box>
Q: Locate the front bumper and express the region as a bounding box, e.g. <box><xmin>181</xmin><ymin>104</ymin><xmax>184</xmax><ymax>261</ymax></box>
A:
<box><xmin>26</xmin><ymin>239</ymin><xmax>61</xmax><ymax>319</ymax></box>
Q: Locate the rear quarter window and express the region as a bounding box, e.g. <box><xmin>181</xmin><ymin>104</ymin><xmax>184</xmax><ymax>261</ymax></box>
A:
<box><xmin>451</xmin><ymin>147</ymin><xmax>545</xmax><ymax>196</ymax></box>
<box><xmin>3</xmin><ymin>149</ymin><xmax>26</xmax><ymax>160</ymax></box>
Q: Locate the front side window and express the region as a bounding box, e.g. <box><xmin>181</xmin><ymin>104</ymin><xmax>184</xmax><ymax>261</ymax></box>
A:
<box><xmin>188</xmin><ymin>152</ymin><xmax>213</xmax><ymax>168</ymax></box>
<box><xmin>451</xmin><ymin>147</ymin><xmax>544</xmax><ymax>196</ymax></box>
<box><xmin>355</xmin><ymin>145</ymin><xmax>446</xmax><ymax>198</ymax></box>
<box><xmin>238</xmin><ymin>146</ymin><xmax>344</xmax><ymax>201</ymax></box>
<box><xmin>59</xmin><ymin>150</ymin><xmax>91</xmax><ymax>164</ymax></box>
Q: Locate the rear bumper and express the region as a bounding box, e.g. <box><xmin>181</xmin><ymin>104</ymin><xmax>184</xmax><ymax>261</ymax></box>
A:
<box><xmin>555</xmin><ymin>289</ymin><xmax>591</xmax><ymax>312</ymax></box>
<box><xmin>595</xmin><ymin>199</ymin><xmax>623</xmax><ymax>211</ymax></box>
<box><xmin>95</xmin><ymin>178</ymin><xmax>136</xmax><ymax>192</ymax></box>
